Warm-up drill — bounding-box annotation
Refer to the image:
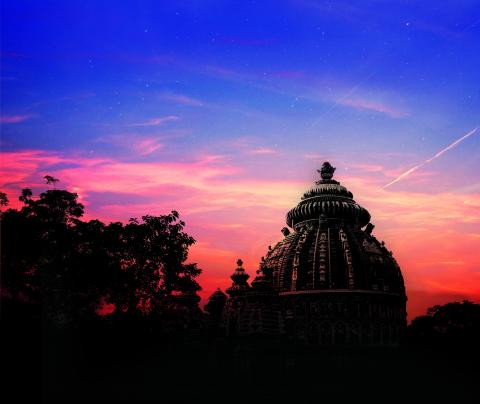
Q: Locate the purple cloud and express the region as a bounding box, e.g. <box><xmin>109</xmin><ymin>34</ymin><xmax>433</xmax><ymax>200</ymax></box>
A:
<box><xmin>0</xmin><ymin>114</ymin><xmax>35</xmax><ymax>123</ymax></box>
<box><xmin>126</xmin><ymin>115</ymin><xmax>179</xmax><ymax>127</ymax></box>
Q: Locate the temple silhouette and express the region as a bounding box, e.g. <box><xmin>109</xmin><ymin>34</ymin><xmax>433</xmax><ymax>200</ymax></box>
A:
<box><xmin>204</xmin><ymin>162</ymin><xmax>407</xmax><ymax>345</ymax></box>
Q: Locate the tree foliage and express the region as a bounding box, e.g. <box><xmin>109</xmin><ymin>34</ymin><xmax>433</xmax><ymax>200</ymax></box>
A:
<box><xmin>0</xmin><ymin>191</ymin><xmax>8</xmax><ymax>207</ymax></box>
<box><xmin>44</xmin><ymin>175</ymin><xmax>59</xmax><ymax>187</ymax></box>
<box><xmin>1</xmin><ymin>184</ymin><xmax>202</xmax><ymax>327</ymax></box>
<box><xmin>407</xmin><ymin>300</ymin><xmax>480</xmax><ymax>346</ymax></box>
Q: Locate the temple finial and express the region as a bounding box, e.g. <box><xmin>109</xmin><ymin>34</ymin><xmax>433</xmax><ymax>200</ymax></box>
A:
<box><xmin>226</xmin><ymin>258</ymin><xmax>250</xmax><ymax>297</ymax></box>
<box><xmin>317</xmin><ymin>161</ymin><xmax>336</xmax><ymax>181</ymax></box>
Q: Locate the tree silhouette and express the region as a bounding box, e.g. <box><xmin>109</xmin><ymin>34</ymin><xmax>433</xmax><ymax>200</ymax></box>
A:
<box><xmin>1</xmin><ymin>181</ymin><xmax>202</xmax><ymax>327</ymax></box>
<box><xmin>18</xmin><ymin>188</ymin><xmax>33</xmax><ymax>204</ymax></box>
<box><xmin>0</xmin><ymin>191</ymin><xmax>8</xmax><ymax>207</ymax></box>
<box><xmin>408</xmin><ymin>300</ymin><xmax>480</xmax><ymax>346</ymax></box>
<box><xmin>44</xmin><ymin>175</ymin><xmax>60</xmax><ymax>188</ymax></box>
<box><xmin>107</xmin><ymin>213</ymin><xmax>201</xmax><ymax>316</ymax></box>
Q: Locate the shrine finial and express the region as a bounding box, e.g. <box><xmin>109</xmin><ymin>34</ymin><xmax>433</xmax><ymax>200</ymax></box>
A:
<box><xmin>317</xmin><ymin>161</ymin><xmax>336</xmax><ymax>181</ymax></box>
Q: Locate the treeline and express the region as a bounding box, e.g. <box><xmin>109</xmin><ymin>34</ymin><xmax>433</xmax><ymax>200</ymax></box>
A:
<box><xmin>407</xmin><ymin>300</ymin><xmax>480</xmax><ymax>346</ymax></box>
<box><xmin>0</xmin><ymin>180</ymin><xmax>202</xmax><ymax>331</ymax></box>
<box><xmin>1</xmin><ymin>181</ymin><xmax>480</xmax><ymax>403</ymax></box>
<box><xmin>2</xmin><ymin>181</ymin><xmax>480</xmax><ymax>342</ymax></box>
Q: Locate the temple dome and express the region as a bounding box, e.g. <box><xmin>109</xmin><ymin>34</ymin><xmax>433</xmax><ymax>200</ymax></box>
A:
<box><xmin>286</xmin><ymin>162</ymin><xmax>370</xmax><ymax>229</ymax></box>
<box><xmin>219</xmin><ymin>162</ymin><xmax>407</xmax><ymax>345</ymax></box>
<box><xmin>265</xmin><ymin>162</ymin><xmax>405</xmax><ymax>295</ymax></box>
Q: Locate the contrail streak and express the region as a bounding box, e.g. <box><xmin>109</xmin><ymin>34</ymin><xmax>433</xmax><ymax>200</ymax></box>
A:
<box><xmin>380</xmin><ymin>127</ymin><xmax>479</xmax><ymax>190</ymax></box>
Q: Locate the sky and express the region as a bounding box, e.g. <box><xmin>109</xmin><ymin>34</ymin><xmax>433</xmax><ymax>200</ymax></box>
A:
<box><xmin>1</xmin><ymin>1</ymin><xmax>479</xmax><ymax>319</ymax></box>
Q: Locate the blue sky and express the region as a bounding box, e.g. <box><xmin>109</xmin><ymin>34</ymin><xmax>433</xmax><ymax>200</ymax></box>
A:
<box><xmin>2</xmin><ymin>1</ymin><xmax>479</xmax><ymax>156</ymax></box>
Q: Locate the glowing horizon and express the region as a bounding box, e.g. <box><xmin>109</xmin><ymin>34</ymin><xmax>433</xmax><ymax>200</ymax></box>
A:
<box><xmin>1</xmin><ymin>1</ymin><xmax>479</xmax><ymax>320</ymax></box>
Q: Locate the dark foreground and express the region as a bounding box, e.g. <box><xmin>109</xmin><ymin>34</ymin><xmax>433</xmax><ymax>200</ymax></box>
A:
<box><xmin>3</xmin><ymin>321</ymin><xmax>479</xmax><ymax>404</ymax></box>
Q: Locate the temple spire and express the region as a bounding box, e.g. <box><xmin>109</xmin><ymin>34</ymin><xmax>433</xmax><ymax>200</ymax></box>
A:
<box><xmin>226</xmin><ymin>259</ymin><xmax>250</xmax><ymax>297</ymax></box>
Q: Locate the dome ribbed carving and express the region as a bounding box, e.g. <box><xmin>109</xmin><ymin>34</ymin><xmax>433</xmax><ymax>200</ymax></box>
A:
<box><xmin>266</xmin><ymin>162</ymin><xmax>405</xmax><ymax>296</ymax></box>
<box><xmin>286</xmin><ymin>163</ymin><xmax>370</xmax><ymax>228</ymax></box>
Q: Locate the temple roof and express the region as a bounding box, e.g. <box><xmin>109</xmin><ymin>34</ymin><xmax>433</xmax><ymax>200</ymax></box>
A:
<box><xmin>226</xmin><ymin>259</ymin><xmax>251</xmax><ymax>297</ymax></box>
<box><xmin>286</xmin><ymin>162</ymin><xmax>370</xmax><ymax>229</ymax></box>
<box><xmin>264</xmin><ymin>162</ymin><xmax>405</xmax><ymax>295</ymax></box>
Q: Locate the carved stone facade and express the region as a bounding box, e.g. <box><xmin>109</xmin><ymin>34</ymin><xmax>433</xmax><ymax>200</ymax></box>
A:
<box><xmin>207</xmin><ymin>162</ymin><xmax>407</xmax><ymax>345</ymax></box>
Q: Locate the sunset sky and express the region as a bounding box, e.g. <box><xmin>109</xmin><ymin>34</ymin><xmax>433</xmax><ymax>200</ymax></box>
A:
<box><xmin>1</xmin><ymin>1</ymin><xmax>479</xmax><ymax>319</ymax></box>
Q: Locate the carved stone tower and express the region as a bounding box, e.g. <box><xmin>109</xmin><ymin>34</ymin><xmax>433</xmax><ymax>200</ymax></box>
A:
<box><xmin>217</xmin><ymin>162</ymin><xmax>407</xmax><ymax>345</ymax></box>
<box><xmin>263</xmin><ymin>162</ymin><xmax>407</xmax><ymax>344</ymax></box>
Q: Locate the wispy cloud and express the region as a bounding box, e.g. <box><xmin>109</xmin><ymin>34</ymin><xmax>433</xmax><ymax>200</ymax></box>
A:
<box><xmin>0</xmin><ymin>150</ymin><xmax>107</xmax><ymax>194</ymax></box>
<box><xmin>159</xmin><ymin>92</ymin><xmax>204</xmax><ymax>107</ymax></box>
<box><xmin>0</xmin><ymin>114</ymin><xmax>35</xmax><ymax>123</ymax></box>
<box><xmin>346</xmin><ymin>163</ymin><xmax>385</xmax><ymax>173</ymax></box>
<box><xmin>228</xmin><ymin>137</ymin><xmax>282</xmax><ymax>157</ymax></box>
<box><xmin>381</xmin><ymin>127</ymin><xmax>479</xmax><ymax>189</ymax></box>
<box><xmin>339</xmin><ymin>98</ymin><xmax>408</xmax><ymax>118</ymax></box>
<box><xmin>126</xmin><ymin>115</ymin><xmax>179</xmax><ymax>127</ymax></box>
<box><xmin>303</xmin><ymin>153</ymin><xmax>329</xmax><ymax>161</ymax></box>
<box><xmin>202</xmin><ymin>65</ymin><xmax>251</xmax><ymax>82</ymax></box>
<box><xmin>94</xmin><ymin>134</ymin><xmax>168</xmax><ymax>156</ymax></box>
<box><xmin>249</xmin><ymin>147</ymin><xmax>280</xmax><ymax>155</ymax></box>
<box><xmin>169</xmin><ymin>59</ymin><xmax>409</xmax><ymax>122</ymax></box>
<box><xmin>132</xmin><ymin>138</ymin><xmax>163</xmax><ymax>155</ymax></box>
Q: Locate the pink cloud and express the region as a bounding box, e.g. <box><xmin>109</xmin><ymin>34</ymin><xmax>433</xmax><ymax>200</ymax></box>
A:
<box><xmin>201</xmin><ymin>65</ymin><xmax>259</xmax><ymax>83</ymax></box>
<box><xmin>0</xmin><ymin>114</ymin><xmax>35</xmax><ymax>123</ymax></box>
<box><xmin>159</xmin><ymin>92</ymin><xmax>204</xmax><ymax>107</ymax></box>
<box><xmin>133</xmin><ymin>138</ymin><xmax>163</xmax><ymax>155</ymax></box>
<box><xmin>0</xmin><ymin>150</ymin><xmax>69</xmax><ymax>184</ymax></box>
<box><xmin>0</xmin><ymin>150</ymin><xmax>110</xmax><ymax>209</ymax></box>
<box><xmin>304</xmin><ymin>153</ymin><xmax>329</xmax><ymax>161</ymax></box>
<box><xmin>249</xmin><ymin>147</ymin><xmax>280</xmax><ymax>155</ymax></box>
<box><xmin>127</xmin><ymin>115</ymin><xmax>179</xmax><ymax>127</ymax></box>
<box><xmin>346</xmin><ymin>163</ymin><xmax>385</xmax><ymax>173</ymax></box>
<box><xmin>339</xmin><ymin>98</ymin><xmax>408</xmax><ymax>118</ymax></box>
<box><xmin>228</xmin><ymin>137</ymin><xmax>283</xmax><ymax>157</ymax></box>
<box><xmin>97</xmin><ymin>134</ymin><xmax>165</xmax><ymax>156</ymax></box>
